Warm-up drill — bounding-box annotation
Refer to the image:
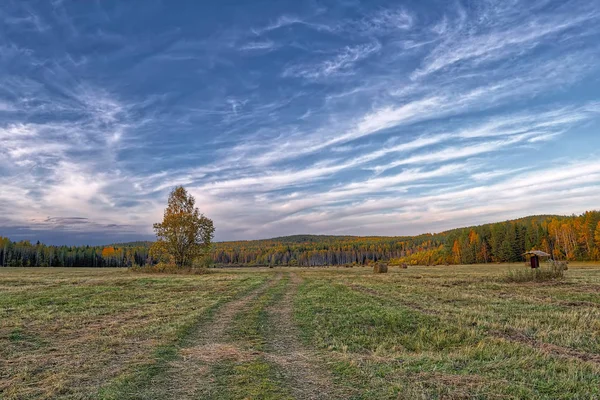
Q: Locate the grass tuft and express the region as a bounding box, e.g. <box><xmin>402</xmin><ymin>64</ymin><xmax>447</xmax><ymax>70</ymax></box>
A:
<box><xmin>503</xmin><ymin>263</ymin><xmax>566</xmax><ymax>283</ymax></box>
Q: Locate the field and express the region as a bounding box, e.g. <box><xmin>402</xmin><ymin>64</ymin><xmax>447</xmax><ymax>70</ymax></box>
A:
<box><xmin>1</xmin><ymin>264</ymin><xmax>599</xmax><ymax>399</ymax></box>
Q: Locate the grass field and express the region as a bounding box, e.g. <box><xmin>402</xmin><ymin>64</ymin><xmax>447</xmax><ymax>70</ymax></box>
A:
<box><xmin>1</xmin><ymin>264</ymin><xmax>599</xmax><ymax>399</ymax></box>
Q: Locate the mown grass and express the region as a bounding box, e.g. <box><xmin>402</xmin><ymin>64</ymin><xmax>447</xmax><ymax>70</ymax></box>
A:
<box><xmin>201</xmin><ymin>275</ymin><xmax>293</xmax><ymax>400</ymax></box>
<box><xmin>1</xmin><ymin>264</ymin><xmax>599</xmax><ymax>399</ymax></box>
<box><xmin>0</xmin><ymin>267</ymin><xmax>267</xmax><ymax>399</ymax></box>
<box><xmin>294</xmin><ymin>264</ymin><xmax>600</xmax><ymax>399</ymax></box>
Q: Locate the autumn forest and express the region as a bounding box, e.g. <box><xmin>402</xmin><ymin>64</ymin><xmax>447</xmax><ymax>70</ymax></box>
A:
<box><xmin>2</xmin><ymin>211</ymin><xmax>600</xmax><ymax>268</ymax></box>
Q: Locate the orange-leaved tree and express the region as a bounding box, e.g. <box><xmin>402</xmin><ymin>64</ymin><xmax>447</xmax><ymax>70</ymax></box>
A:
<box><xmin>151</xmin><ymin>186</ymin><xmax>215</xmax><ymax>268</ymax></box>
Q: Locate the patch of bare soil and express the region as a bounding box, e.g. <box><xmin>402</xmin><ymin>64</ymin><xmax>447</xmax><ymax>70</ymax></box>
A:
<box><xmin>154</xmin><ymin>274</ymin><xmax>282</xmax><ymax>399</ymax></box>
<box><xmin>492</xmin><ymin>328</ymin><xmax>600</xmax><ymax>365</ymax></box>
<box><xmin>264</xmin><ymin>273</ymin><xmax>352</xmax><ymax>400</ymax></box>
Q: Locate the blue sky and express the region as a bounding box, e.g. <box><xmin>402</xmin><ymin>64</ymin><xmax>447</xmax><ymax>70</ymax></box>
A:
<box><xmin>1</xmin><ymin>0</ymin><xmax>600</xmax><ymax>245</ymax></box>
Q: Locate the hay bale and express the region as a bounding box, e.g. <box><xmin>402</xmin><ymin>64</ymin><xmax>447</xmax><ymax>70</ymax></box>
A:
<box><xmin>373</xmin><ymin>264</ymin><xmax>388</xmax><ymax>274</ymax></box>
<box><xmin>549</xmin><ymin>259</ymin><xmax>569</xmax><ymax>271</ymax></box>
<box><xmin>558</xmin><ymin>261</ymin><xmax>568</xmax><ymax>271</ymax></box>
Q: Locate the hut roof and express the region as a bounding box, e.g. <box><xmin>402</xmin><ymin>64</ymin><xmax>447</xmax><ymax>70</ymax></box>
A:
<box><xmin>523</xmin><ymin>250</ymin><xmax>551</xmax><ymax>257</ymax></box>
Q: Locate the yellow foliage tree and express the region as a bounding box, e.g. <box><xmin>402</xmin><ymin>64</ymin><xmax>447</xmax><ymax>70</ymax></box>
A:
<box><xmin>101</xmin><ymin>246</ymin><xmax>116</xmax><ymax>258</ymax></box>
<box><xmin>152</xmin><ymin>186</ymin><xmax>215</xmax><ymax>268</ymax></box>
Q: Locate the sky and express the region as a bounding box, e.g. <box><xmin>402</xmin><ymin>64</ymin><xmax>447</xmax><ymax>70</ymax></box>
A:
<box><xmin>1</xmin><ymin>0</ymin><xmax>600</xmax><ymax>246</ymax></box>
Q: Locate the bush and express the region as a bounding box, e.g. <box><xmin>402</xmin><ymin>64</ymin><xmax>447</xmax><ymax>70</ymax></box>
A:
<box><xmin>503</xmin><ymin>262</ymin><xmax>566</xmax><ymax>283</ymax></box>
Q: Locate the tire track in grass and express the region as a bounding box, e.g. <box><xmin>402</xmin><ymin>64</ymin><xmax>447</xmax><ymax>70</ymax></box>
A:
<box><xmin>264</xmin><ymin>272</ymin><xmax>352</xmax><ymax>400</ymax></box>
<box><xmin>492</xmin><ymin>328</ymin><xmax>600</xmax><ymax>365</ymax></box>
<box><xmin>200</xmin><ymin>273</ymin><xmax>293</xmax><ymax>400</ymax></box>
<box><xmin>296</xmin><ymin>278</ymin><xmax>544</xmax><ymax>398</ymax></box>
<box><xmin>141</xmin><ymin>273</ymin><xmax>283</xmax><ymax>399</ymax></box>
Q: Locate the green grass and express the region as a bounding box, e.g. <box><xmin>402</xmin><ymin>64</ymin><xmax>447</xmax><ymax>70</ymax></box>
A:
<box><xmin>1</xmin><ymin>264</ymin><xmax>599</xmax><ymax>399</ymax></box>
<box><xmin>97</xmin><ymin>276</ymin><xmax>270</xmax><ymax>400</ymax></box>
<box><xmin>293</xmin><ymin>264</ymin><xmax>600</xmax><ymax>399</ymax></box>
<box><xmin>0</xmin><ymin>267</ymin><xmax>267</xmax><ymax>399</ymax></box>
<box><xmin>202</xmin><ymin>275</ymin><xmax>293</xmax><ymax>400</ymax></box>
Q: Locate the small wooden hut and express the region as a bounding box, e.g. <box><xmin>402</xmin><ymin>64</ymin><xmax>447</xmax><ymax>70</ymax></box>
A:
<box><xmin>523</xmin><ymin>250</ymin><xmax>551</xmax><ymax>269</ymax></box>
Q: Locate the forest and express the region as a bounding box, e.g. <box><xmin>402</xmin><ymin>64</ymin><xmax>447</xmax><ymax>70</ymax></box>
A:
<box><xmin>1</xmin><ymin>211</ymin><xmax>600</xmax><ymax>268</ymax></box>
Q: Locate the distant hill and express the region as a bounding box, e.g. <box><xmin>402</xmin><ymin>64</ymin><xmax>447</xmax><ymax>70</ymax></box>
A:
<box><xmin>109</xmin><ymin>241</ymin><xmax>153</xmax><ymax>248</ymax></box>
<box><xmin>114</xmin><ymin>215</ymin><xmax>564</xmax><ymax>246</ymax></box>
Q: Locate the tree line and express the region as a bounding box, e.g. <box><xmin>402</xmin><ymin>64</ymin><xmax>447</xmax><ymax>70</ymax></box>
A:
<box><xmin>398</xmin><ymin>211</ymin><xmax>600</xmax><ymax>266</ymax></box>
<box><xmin>212</xmin><ymin>212</ymin><xmax>600</xmax><ymax>266</ymax></box>
<box><xmin>2</xmin><ymin>211</ymin><xmax>600</xmax><ymax>268</ymax></box>
<box><xmin>0</xmin><ymin>238</ymin><xmax>150</xmax><ymax>268</ymax></box>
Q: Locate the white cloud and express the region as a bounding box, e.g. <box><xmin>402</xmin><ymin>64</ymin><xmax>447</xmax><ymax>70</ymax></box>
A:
<box><xmin>411</xmin><ymin>1</ymin><xmax>599</xmax><ymax>80</ymax></box>
<box><xmin>1</xmin><ymin>0</ymin><xmax>600</xmax><ymax>242</ymax></box>
<box><xmin>284</xmin><ymin>42</ymin><xmax>381</xmax><ymax>79</ymax></box>
<box><xmin>239</xmin><ymin>40</ymin><xmax>278</xmax><ymax>51</ymax></box>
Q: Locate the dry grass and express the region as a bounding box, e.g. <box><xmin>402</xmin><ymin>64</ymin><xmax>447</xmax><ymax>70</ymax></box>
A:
<box><xmin>293</xmin><ymin>263</ymin><xmax>600</xmax><ymax>398</ymax></box>
<box><xmin>1</xmin><ymin>264</ymin><xmax>599</xmax><ymax>399</ymax></box>
<box><xmin>0</xmin><ymin>267</ymin><xmax>267</xmax><ymax>399</ymax></box>
<box><xmin>503</xmin><ymin>262</ymin><xmax>566</xmax><ymax>283</ymax></box>
<box><xmin>130</xmin><ymin>263</ymin><xmax>213</xmax><ymax>274</ymax></box>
